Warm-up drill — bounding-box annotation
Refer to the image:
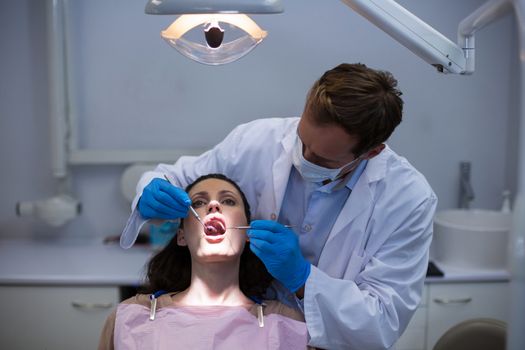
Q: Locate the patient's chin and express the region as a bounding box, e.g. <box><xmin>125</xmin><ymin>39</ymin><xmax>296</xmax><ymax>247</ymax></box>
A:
<box><xmin>195</xmin><ymin>242</ymin><xmax>244</xmax><ymax>262</ymax></box>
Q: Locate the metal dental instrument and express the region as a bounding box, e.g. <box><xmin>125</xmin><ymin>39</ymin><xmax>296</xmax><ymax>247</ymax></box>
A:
<box><xmin>163</xmin><ymin>174</ymin><xmax>207</xmax><ymax>230</ymax></box>
<box><xmin>228</xmin><ymin>225</ymin><xmax>295</xmax><ymax>230</ymax></box>
<box><xmin>188</xmin><ymin>205</ymin><xmax>208</xmax><ymax>230</ymax></box>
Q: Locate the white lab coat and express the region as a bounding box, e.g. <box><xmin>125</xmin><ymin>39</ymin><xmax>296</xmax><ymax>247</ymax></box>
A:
<box><xmin>126</xmin><ymin>117</ymin><xmax>437</xmax><ymax>350</ymax></box>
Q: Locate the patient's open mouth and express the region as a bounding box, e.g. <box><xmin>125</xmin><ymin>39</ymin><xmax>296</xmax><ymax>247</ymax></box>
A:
<box><xmin>204</xmin><ymin>217</ymin><xmax>226</xmax><ymax>236</ymax></box>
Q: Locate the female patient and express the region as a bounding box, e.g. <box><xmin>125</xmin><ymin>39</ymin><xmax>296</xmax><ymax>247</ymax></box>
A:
<box><xmin>99</xmin><ymin>174</ymin><xmax>308</xmax><ymax>349</ymax></box>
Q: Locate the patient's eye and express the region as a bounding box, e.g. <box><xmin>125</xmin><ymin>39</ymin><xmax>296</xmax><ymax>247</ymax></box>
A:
<box><xmin>221</xmin><ymin>198</ymin><xmax>237</xmax><ymax>206</ymax></box>
<box><xmin>192</xmin><ymin>199</ymin><xmax>207</xmax><ymax>208</ymax></box>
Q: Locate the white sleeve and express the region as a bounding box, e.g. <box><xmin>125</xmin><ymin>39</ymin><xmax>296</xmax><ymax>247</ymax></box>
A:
<box><xmin>304</xmin><ymin>195</ymin><xmax>437</xmax><ymax>350</ymax></box>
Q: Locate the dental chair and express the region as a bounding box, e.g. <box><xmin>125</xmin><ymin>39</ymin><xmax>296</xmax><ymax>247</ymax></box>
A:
<box><xmin>433</xmin><ymin>318</ymin><xmax>506</xmax><ymax>350</ymax></box>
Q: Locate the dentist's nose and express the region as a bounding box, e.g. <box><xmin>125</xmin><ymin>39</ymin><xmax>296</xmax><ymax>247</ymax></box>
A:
<box><xmin>207</xmin><ymin>200</ymin><xmax>221</xmax><ymax>213</ymax></box>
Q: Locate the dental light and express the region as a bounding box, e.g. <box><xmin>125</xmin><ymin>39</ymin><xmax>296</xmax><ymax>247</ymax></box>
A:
<box><xmin>145</xmin><ymin>0</ymin><xmax>493</xmax><ymax>73</ymax></box>
<box><xmin>145</xmin><ymin>0</ymin><xmax>283</xmax><ymax>65</ymax></box>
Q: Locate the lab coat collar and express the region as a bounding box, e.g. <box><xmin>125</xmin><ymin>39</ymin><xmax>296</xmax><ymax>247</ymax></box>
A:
<box><xmin>280</xmin><ymin>119</ymin><xmax>298</xmax><ymax>153</ymax></box>
<box><xmin>272</xmin><ymin>121</ymin><xmax>299</xmax><ymax>214</ymax></box>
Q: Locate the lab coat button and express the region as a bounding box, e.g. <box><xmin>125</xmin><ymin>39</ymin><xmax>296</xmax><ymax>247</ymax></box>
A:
<box><xmin>270</xmin><ymin>213</ymin><xmax>277</xmax><ymax>220</ymax></box>
<box><xmin>304</xmin><ymin>224</ymin><xmax>312</xmax><ymax>232</ymax></box>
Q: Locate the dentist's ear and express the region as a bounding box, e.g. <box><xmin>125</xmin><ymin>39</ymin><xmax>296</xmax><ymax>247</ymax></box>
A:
<box><xmin>176</xmin><ymin>228</ymin><xmax>187</xmax><ymax>246</ymax></box>
<box><xmin>363</xmin><ymin>143</ymin><xmax>385</xmax><ymax>160</ymax></box>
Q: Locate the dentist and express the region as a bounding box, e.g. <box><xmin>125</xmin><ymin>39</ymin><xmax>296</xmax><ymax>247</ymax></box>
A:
<box><xmin>121</xmin><ymin>63</ymin><xmax>437</xmax><ymax>349</ymax></box>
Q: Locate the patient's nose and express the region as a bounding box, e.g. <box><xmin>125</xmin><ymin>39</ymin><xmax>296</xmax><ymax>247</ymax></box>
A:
<box><xmin>207</xmin><ymin>200</ymin><xmax>221</xmax><ymax>213</ymax></box>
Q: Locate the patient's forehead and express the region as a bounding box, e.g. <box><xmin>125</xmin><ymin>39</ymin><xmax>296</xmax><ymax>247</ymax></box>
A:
<box><xmin>189</xmin><ymin>178</ymin><xmax>241</xmax><ymax>198</ymax></box>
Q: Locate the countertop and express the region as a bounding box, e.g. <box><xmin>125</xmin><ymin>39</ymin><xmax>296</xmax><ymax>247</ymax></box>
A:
<box><xmin>0</xmin><ymin>238</ymin><xmax>510</xmax><ymax>286</ymax></box>
<box><xmin>426</xmin><ymin>260</ymin><xmax>510</xmax><ymax>283</ymax></box>
<box><xmin>0</xmin><ymin>237</ymin><xmax>153</xmax><ymax>286</ymax></box>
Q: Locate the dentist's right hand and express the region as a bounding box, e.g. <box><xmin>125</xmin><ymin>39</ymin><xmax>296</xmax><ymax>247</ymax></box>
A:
<box><xmin>137</xmin><ymin>178</ymin><xmax>191</xmax><ymax>220</ymax></box>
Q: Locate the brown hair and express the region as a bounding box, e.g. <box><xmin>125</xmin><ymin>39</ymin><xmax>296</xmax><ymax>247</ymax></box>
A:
<box><xmin>140</xmin><ymin>174</ymin><xmax>273</xmax><ymax>298</ymax></box>
<box><xmin>306</xmin><ymin>63</ymin><xmax>403</xmax><ymax>156</ymax></box>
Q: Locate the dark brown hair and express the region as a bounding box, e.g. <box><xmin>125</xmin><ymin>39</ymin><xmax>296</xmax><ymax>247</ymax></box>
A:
<box><xmin>306</xmin><ymin>63</ymin><xmax>403</xmax><ymax>156</ymax></box>
<box><xmin>140</xmin><ymin>174</ymin><xmax>273</xmax><ymax>298</ymax></box>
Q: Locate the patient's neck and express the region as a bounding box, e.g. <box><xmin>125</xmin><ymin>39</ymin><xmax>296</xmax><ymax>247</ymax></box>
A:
<box><xmin>173</xmin><ymin>258</ymin><xmax>252</xmax><ymax>307</ymax></box>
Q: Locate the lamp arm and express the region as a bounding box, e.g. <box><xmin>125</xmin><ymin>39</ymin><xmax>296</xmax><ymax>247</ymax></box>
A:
<box><xmin>341</xmin><ymin>0</ymin><xmax>469</xmax><ymax>74</ymax></box>
<box><xmin>458</xmin><ymin>0</ymin><xmax>512</xmax><ymax>73</ymax></box>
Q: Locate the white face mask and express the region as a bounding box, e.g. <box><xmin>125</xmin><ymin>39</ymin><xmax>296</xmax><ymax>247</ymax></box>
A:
<box><xmin>292</xmin><ymin>137</ymin><xmax>360</xmax><ymax>183</ymax></box>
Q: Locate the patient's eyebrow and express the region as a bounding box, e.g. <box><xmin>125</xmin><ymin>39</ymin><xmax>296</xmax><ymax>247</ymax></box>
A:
<box><xmin>191</xmin><ymin>191</ymin><xmax>209</xmax><ymax>198</ymax></box>
<box><xmin>190</xmin><ymin>189</ymin><xmax>240</xmax><ymax>199</ymax></box>
<box><xmin>218</xmin><ymin>190</ymin><xmax>238</xmax><ymax>196</ymax></box>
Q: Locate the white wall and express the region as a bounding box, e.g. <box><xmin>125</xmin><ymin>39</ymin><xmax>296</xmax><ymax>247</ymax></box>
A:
<box><xmin>0</xmin><ymin>0</ymin><xmax>519</xmax><ymax>239</ymax></box>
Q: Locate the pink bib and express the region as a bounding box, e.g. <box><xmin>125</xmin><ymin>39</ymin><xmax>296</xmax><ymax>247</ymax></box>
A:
<box><xmin>114</xmin><ymin>303</ymin><xmax>308</xmax><ymax>349</ymax></box>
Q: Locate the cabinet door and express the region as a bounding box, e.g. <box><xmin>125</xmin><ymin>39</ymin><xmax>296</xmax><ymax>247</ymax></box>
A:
<box><xmin>426</xmin><ymin>282</ymin><xmax>509</xmax><ymax>349</ymax></box>
<box><xmin>0</xmin><ymin>285</ymin><xmax>119</xmax><ymax>350</ymax></box>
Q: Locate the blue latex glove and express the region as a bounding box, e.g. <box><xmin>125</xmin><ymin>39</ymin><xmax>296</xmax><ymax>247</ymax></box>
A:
<box><xmin>248</xmin><ymin>220</ymin><xmax>311</xmax><ymax>293</ymax></box>
<box><xmin>138</xmin><ymin>178</ymin><xmax>191</xmax><ymax>220</ymax></box>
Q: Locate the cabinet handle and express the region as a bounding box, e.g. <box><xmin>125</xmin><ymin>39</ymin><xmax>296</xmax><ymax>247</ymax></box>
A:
<box><xmin>433</xmin><ymin>297</ymin><xmax>472</xmax><ymax>304</ymax></box>
<box><xmin>71</xmin><ymin>301</ymin><xmax>114</xmax><ymax>310</ymax></box>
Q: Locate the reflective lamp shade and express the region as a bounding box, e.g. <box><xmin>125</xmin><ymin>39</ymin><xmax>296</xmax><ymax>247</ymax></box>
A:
<box><xmin>145</xmin><ymin>0</ymin><xmax>282</xmax><ymax>65</ymax></box>
<box><xmin>160</xmin><ymin>14</ymin><xmax>267</xmax><ymax>65</ymax></box>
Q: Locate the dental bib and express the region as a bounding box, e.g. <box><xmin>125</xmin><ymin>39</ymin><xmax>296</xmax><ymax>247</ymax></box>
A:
<box><xmin>114</xmin><ymin>300</ymin><xmax>307</xmax><ymax>349</ymax></box>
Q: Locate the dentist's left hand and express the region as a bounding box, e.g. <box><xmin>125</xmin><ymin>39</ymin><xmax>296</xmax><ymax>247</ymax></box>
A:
<box><xmin>248</xmin><ymin>220</ymin><xmax>311</xmax><ymax>293</ymax></box>
<box><xmin>138</xmin><ymin>178</ymin><xmax>191</xmax><ymax>220</ymax></box>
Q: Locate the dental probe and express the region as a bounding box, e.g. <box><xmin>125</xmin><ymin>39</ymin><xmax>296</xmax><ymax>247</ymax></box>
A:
<box><xmin>163</xmin><ymin>174</ymin><xmax>208</xmax><ymax>230</ymax></box>
<box><xmin>188</xmin><ymin>206</ymin><xmax>208</xmax><ymax>230</ymax></box>
<box><xmin>228</xmin><ymin>225</ymin><xmax>295</xmax><ymax>230</ymax></box>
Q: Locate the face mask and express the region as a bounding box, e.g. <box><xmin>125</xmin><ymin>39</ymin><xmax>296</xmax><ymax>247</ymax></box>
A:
<box><xmin>292</xmin><ymin>137</ymin><xmax>360</xmax><ymax>183</ymax></box>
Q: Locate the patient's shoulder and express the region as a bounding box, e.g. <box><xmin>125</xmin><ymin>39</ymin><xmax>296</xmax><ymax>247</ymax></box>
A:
<box><xmin>120</xmin><ymin>293</ymin><xmax>176</xmax><ymax>309</ymax></box>
<box><xmin>119</xmin><ymin>294</ymin><xmax>149</xmax><ymax>307</ymax></box>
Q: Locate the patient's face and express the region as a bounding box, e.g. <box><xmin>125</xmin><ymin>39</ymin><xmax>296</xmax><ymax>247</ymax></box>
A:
<box><xmin>178</xmin><ymin>178</ymin><xmax>248</xmax><ymax>263</ymax></box>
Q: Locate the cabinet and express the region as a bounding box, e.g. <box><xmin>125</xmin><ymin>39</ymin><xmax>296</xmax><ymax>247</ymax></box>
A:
<box><xmin>396</xmin><ymin>281</ymin><xmax>509</xmax><ymax>350</ymax></box>
<box><xmin>426</xmin><ymin>282</ymin><xmax>509</xmax><ymax>349</ymax></box>
<box><xmin>0</xmin><ymin>285</ymin><xmax>119</xmax><ymax>350</ymax></box>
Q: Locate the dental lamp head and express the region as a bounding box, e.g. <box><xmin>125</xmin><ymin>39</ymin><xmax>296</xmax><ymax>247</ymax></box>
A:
<box><xmin>145</xmin><ymin>0</ymin><xmax>283</xmax><ymax>65</ymax></box>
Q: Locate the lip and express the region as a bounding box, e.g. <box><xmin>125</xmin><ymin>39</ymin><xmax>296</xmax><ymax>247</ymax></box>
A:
<box><xmin>203</xmin><ymin>234</ymin><xmax>226</xmax><ymax>243</ymax></box>
<box><xmin>203</xmin><ymin>215</ymin><xmax>226</xmax><ymax>230</ymax></box>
